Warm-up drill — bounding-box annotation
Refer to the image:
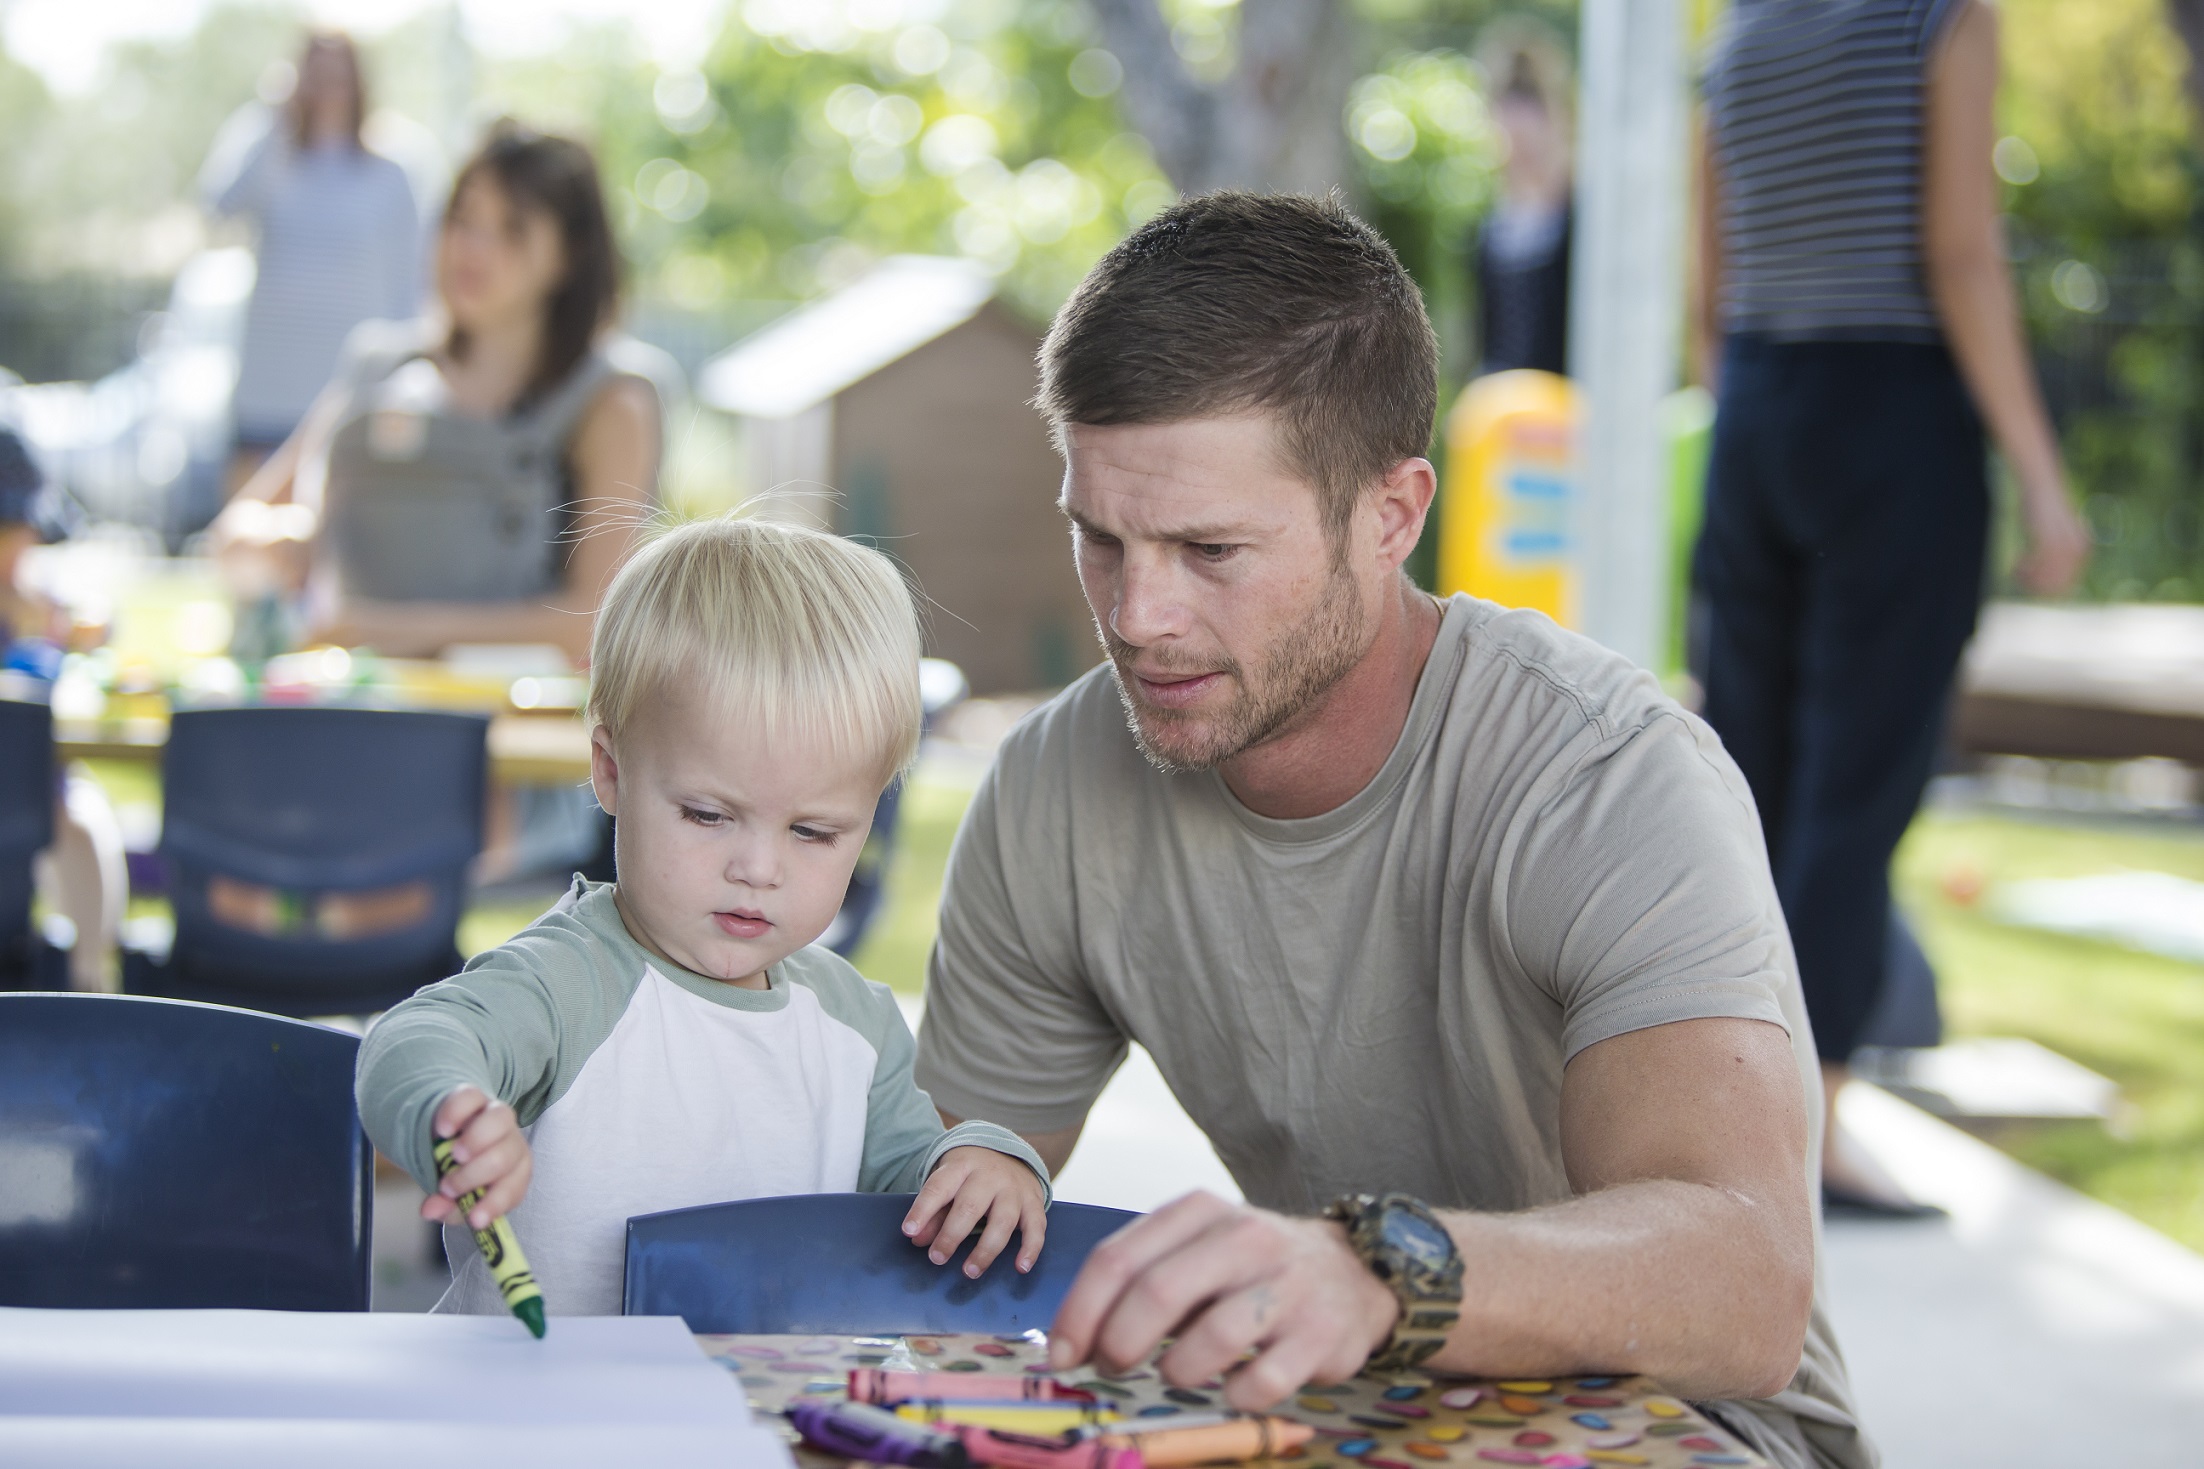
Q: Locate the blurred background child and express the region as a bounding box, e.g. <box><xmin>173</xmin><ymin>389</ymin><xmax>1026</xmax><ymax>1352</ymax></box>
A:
<box><xmin>0</xmin><ymin>424</ymin><xmax>122</xmax><ymax>992</ymax></box>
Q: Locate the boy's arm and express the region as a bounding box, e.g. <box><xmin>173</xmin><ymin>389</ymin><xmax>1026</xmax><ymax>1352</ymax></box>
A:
<box><xmin>848</xmin><ymin>981</ymin><xmax>1052</xmax><ymax>1200</ymax></box>
<box><xmin>355</xmin><ymin>952</ymin><xmax>568</xmax><ymax>1192</ymax></box>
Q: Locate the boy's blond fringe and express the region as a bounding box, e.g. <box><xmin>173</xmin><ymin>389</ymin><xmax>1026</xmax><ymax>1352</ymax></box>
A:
<box><xmin>588</xmin><ymin>505</ymin><xmax>923</xmax><ymax>785</ymax></box>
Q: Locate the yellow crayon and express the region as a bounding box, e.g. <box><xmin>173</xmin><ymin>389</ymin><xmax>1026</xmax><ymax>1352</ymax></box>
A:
<box><xmin>433</xmin><ymin>1134</ymin><xmax>546</xmax><ymax>1338</ymax></box>
<box><xmin>894</xmin><ymin>1401</ymin><xmax>1123</xmax><ymax>1434</ymax></box>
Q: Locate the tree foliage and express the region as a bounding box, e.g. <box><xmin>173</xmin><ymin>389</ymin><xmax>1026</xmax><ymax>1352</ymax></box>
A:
<box><xmin>483</xmin><ymin>1</ymin><xmax>1174</xmax><ymax>326</ymax></box>
<box><xmin>1995</xmin><ymin>0</ymin><xmax>2204</xmax><ymax>600</ymax></box>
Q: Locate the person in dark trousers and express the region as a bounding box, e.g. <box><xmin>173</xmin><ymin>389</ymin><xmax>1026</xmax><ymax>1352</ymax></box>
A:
<box><xmin>1695</xmin><ymin>0</ymin><xmax>2090</xmax><ymax>1214</ymax></box>
<box><xmin>1471</xmin><ymin>33</ymin><xmax>1573</xmax><ymax>376</ymax></box>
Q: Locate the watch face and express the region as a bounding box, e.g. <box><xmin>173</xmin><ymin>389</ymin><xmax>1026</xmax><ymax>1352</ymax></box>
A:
<box><xmin>1384</xmin><ymin>1208</ymin><xmax>1454</xmax><ymax>1271</ymax></box>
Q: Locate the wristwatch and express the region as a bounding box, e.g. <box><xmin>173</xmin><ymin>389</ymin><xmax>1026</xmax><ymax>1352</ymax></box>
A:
<box><xmin>1323</xmin><ymin>1192</ymin><xmax>1464</xmax><ymax>1373</ymax></box>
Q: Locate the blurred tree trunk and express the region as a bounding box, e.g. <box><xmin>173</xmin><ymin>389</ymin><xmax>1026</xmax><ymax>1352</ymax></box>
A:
<box><xmin>1087</xmin><ymin>0</ymin><xmax>1355</xmax><ymax>195</ymax></box>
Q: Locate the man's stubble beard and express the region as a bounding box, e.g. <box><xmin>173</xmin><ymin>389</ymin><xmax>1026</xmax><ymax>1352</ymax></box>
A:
<box><xmin>1102</xmin><ymin>563</ymin><xmax>1370</xmax><ymax>775</ymax></box>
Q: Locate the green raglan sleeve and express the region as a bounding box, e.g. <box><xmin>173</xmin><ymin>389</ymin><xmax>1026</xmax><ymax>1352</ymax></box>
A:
<box><xmin>354</xmin><ymin>886</ymin><xmax>633</xmax><ymax>1192</ymax></box>
<box><xmin>786</xmin><ymin>950</ymin><xmax>1051</xmax><ymax>1201</ymax></box>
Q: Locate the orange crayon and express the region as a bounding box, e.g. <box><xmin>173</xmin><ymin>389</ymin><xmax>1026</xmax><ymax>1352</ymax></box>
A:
<box><xmin>1097</xmin><ymin>1416</ymin><xmax>1315</xmax><ymax>1467</ymax></box>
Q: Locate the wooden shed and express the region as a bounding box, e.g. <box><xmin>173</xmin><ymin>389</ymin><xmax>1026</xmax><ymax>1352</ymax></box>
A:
<box><xmin>698</xmin><ymin>256</ymin><xmax>1095</xmax><ymax>695</ymax></box>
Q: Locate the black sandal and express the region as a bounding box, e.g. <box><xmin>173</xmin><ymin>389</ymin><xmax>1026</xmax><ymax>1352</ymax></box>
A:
<box><xmin>1822</xmin><ymin>1181</ymin><xmax>1947</xmax><ymax>1220</ymax></box>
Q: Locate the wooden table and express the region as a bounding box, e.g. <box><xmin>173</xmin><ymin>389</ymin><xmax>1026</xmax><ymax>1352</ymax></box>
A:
<box><xmin>1954</xmin><ymin>601</ymin><xmax>2204</xmax><ymax>764</ymax></box>
<box><xmin>705</xmin><ymin>1330</ymin><xmax>1769</xmax><ymax>1469</ymax></box>
<box><xmin>56</xmin><ymin>711</ymin><xmax>595</xmax><ymax>787</ymax></box>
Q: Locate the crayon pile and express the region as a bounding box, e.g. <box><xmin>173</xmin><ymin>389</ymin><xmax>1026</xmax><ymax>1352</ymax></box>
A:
<box><xmin>694</xmin><ymin>1333</ymin><xmax>1769</xmax><ymax>1469</ymax></box>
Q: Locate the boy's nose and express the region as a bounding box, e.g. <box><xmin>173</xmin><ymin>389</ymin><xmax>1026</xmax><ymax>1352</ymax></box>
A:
<box><xmin>721</xmin><ymin>840</ymin><xmax>781</xmax><ymax>888</ymax></box>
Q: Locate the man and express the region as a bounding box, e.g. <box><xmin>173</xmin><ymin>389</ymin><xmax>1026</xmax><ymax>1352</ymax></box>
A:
<box><xmin>914</xmin><ymin>194</ymin><xmax>1869</xmax><ymax>1469</ymax></box>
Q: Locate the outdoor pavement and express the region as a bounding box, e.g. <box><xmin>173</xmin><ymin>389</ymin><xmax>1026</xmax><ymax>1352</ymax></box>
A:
<box><xmin>1825</xmin><ymin>1083</ymin><xmax>2204</xmax><ymax>1467</ymax></box>
<box><xmin>368</xmin><ymin>1003</ymin><xmax>2204</xmax><ymax>1468</ymax></box>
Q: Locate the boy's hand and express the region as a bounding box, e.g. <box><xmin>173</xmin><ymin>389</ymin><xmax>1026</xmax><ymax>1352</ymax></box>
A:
<box><xmin>420</xmin><ymin>1086</ymin><xmax>533</xmax><ymax>1231</ymax></box>
<box><xmin>902</xmin><ymin>1146</ymin><xmax>1049</xmax><ymax>1279</ymax></box>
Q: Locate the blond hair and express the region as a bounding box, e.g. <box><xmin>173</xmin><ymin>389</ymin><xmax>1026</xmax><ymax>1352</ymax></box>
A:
<box><xmin>589</xmin><ymin>514</ymin><xmax>922</xmax><ymax>784</ymax></box>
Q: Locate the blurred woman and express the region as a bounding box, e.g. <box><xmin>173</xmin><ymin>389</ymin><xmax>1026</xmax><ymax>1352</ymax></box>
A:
<box><xmin>1470</xmin><ymin>28</ymin><xmax>1573</xmax><ymax>376</ymax></box>
<box><xmin>217</xmin><ymin>121</ymin><xmax>661</xmax><ymax>663</ymax></box>
<box><xmin>1695</xmin><ymin>0</ymin><xmax>2090</xmax><ymax>1212</ymax></box>
<box><xmin>201</xmin><ymin>31</ymin><xmax>422</xmax><ymax>489</ymax></box>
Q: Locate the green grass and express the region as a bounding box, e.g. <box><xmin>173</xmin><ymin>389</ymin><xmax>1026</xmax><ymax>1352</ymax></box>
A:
<box><xmin>458</xmin><ymin>895</ymin><xmax>560</xmax><ymax>959</ymax></box>
<box><xmin>1895</xmin><ymin>809</ymin><xmax>2204</xmax><ymax>1250</ymax></box>
<box><xmin>847</xmin><ymin>757</ymin><xmax>986</xmax><ymax>995</ymax></box>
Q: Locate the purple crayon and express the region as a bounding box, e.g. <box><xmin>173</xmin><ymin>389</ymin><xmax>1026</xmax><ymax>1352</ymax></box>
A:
<box><xmin>789</xmin><ymin>1399</ymin><xmax>974</xmax><ymax>1468</ymax></box>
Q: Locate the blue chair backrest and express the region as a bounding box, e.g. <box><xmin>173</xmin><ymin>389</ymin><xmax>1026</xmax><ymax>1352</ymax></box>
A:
<box><xmin>160</xmin><ymin>705</ymin><xmax>487</xmax><ymax>987</ymax></box>
<box><xmin>0</xmin><ymin>992</ymin><xmax>371</xmax><ymax>1309</ymax></box>
<box><xmin>624</xmin><ymin>1192</ymin><xmax>1138</xmax><ymax>1334</ymax></box>
<box><xmin>0</xmin><ymin>698</ymin><xmax>54</xmax><ymax>968</ymax></box>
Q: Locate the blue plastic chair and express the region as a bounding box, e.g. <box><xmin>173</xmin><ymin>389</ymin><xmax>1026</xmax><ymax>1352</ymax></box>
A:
<box><xmin>0</xmin><ymin>697</ymin><xmax>57</xmax><ymax>987</ymax></box>
<box><xmin>624</xmin><ymin>1192</ymin><xmax>1139</xmax><ymax>1334</ymax></box>
<box><xmin>0</xmin><ymin>992</ymin><xmax>372</xmax><ymax>1310</ymax></box>
<box><xmin>124</xmin><ymin>705</ymin><xmax>488</xmax><ymax>1016</ymax></box>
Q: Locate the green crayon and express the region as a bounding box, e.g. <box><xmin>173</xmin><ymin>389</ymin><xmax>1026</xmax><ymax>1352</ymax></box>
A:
<box><xmin>433</xmin><ymin>1134</ymin><xmax>546</xmax><ymax>1338</ymax></box>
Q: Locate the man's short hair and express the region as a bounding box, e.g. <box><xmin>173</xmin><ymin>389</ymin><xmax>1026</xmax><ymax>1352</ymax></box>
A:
<box><xmin>589</xmin><ymin>513</ymin><xmax>922</xmax><ymax>786</ymax></box>
<box><xmin>1035</xmin><ymin>192</ymin><xmax>1440</xmax><ymax>539</ymax></box>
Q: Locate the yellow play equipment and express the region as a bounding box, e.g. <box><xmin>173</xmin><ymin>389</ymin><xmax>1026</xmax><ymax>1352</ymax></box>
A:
<box><xmin>1438</xmin><ymin>369</ymin><xmax>1582</xmax><ymax>629</ymax></box>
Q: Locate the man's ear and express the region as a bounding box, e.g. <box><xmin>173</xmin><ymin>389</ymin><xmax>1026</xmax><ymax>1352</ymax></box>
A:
<box><xmin>588</xmin><ymin>726</ymin><xmax>620</xmax><ymax>818</ymax></box>
<box><xmin>1372</xmin><ymin>456</ymin><xmax>1438</xmax><ymax>572</ymax></box>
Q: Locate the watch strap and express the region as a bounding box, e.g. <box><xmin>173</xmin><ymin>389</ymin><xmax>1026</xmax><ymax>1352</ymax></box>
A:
<box><xmin>1325</xmin><ymin>1192</ymin><xmax>1464</xmax><ymax>1374</ymax></box>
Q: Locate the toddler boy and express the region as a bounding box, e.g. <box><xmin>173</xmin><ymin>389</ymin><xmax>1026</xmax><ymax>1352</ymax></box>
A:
<box><xmin>356</xmin><ymin>515</ymin><xmax>1050</xmax><ymax>1315</ymax></box>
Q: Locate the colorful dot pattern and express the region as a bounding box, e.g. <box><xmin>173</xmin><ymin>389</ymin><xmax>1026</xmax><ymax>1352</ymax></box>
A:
<box><xmin>693</xmin><ymin>1333</ymin><xmax>1768</xmax><ymax>1469</ymax></box>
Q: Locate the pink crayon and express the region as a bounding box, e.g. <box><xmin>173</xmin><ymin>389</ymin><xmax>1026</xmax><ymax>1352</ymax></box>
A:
<box><xmin>850</xmin><ymin>1370</ymin><xmax>1096</xmax><ymax>1405</ymax></box>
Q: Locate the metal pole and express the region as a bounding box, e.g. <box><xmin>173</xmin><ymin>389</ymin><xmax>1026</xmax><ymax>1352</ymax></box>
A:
<box><xmin>1569</xmin><ymin>0</ymin><xmax>1687</xmax><ymax>670</ymax></box>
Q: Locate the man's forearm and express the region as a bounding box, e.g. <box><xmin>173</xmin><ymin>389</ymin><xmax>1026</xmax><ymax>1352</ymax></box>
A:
<box><xmin>1430</xmin><ymin>1177</ymin><xmax>1813</xmax><ymax>1400</ymax></box>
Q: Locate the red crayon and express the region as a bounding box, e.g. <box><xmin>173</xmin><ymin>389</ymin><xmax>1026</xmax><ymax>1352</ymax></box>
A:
<box><xmin>956</xmin><ymin>1426</ymin><xmax>1145</xmax><ymax>1469</ymax></box>
<box><xmin>850</xmin><ymin>1370</ymin><xmax>1096</xmax><ymax>1405</ymax></box>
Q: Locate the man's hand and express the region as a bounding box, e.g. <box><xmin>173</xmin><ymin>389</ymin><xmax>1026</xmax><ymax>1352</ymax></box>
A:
<box><xmin>420</xmin><ymin>1086</ymin><xmax>532</xmax><ymax>1231</ymax></box>
<box><xmin>902</xmin><ymin>1146</ymin><xmax>1049</xmax><ymax>1278</ymax></box>
<box><xmin>1046</xmin><ymin>1191</ymin><xmax>1400</xmax><ymax>1410</ymax></box>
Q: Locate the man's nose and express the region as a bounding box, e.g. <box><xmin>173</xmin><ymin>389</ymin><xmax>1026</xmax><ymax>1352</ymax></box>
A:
<box><xmin>1110</xmin><ymin>546</ymin><xmax>1189</xmax><ymax>647</ymax></box>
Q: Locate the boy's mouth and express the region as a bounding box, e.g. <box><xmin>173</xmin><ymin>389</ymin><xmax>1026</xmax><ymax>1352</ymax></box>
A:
<box><xmin>713</xmin><ymin>909</ymin><xmax>772</xmax><ymax>940</ymax></box>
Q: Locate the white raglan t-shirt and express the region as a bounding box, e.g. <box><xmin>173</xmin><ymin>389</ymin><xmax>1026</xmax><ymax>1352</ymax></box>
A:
<box><xmin>359</xmin><ymin>878</ymin><xmax>1046</xmax><ymax>1316</ymax></box>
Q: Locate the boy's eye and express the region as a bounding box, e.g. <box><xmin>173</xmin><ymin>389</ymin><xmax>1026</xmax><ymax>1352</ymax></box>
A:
<box><xmin>791</xmin><ymin>824</ymin><xmax>839</xmax><ymax>846</ymax></box>
<box><xmin>680</xmin><ymin>805</ymin><xmax>725</xmax><ymax>826</ymax></box>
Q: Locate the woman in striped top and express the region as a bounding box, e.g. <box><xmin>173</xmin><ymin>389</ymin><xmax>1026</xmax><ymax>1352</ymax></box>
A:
<box><xmin>1695</xmin><ymin>0</ymin><xmax>2089</xmax><ymax>1214</ymax></box>
<box><xmin>200</xmin><ymin>32</ymin><xmax>422</xmax><ymax>486</ymax></box>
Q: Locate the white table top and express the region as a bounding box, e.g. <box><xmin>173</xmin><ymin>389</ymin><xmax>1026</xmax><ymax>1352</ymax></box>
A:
<box><xmin>0</xmin><ymin>1308</ymin><xmax>791</xmax><ymax>1469</ymax></box>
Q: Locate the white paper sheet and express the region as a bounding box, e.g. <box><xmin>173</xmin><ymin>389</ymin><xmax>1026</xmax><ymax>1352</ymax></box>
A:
<box><xmin>0</xmin><ymin>1418</ymin><xmax>796</xmax><ymax>1469</ymax></box>
<box><xmin>0</xmin><ymin>1308</ymin><xmax>792</xmax><ymax>1468</ymax></box>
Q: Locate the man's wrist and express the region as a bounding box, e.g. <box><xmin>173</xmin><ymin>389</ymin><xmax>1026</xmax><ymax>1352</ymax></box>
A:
<box><xmin>1319</xmin><ymin>1217</ymin><xmax>1408</xmax><ymax>1359</ymax></box>
<box><xmin>1324</xmin><ymin>1193</ymin><xmax>1466</xmax><ymax>1373</ymax></box>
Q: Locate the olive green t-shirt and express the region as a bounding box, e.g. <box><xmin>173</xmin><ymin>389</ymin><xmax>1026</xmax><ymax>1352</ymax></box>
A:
<box><xmin>914</xmin><ymin>594</ymin><xmax>1870</xmax><ymax>1469</ymax></box>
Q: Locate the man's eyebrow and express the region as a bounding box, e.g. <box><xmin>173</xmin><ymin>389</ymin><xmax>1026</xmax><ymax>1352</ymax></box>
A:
<box><xmin>1058</xmin><ymin>505</ymin><xmax>1252</xmax><ymax>544</ymax></box>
